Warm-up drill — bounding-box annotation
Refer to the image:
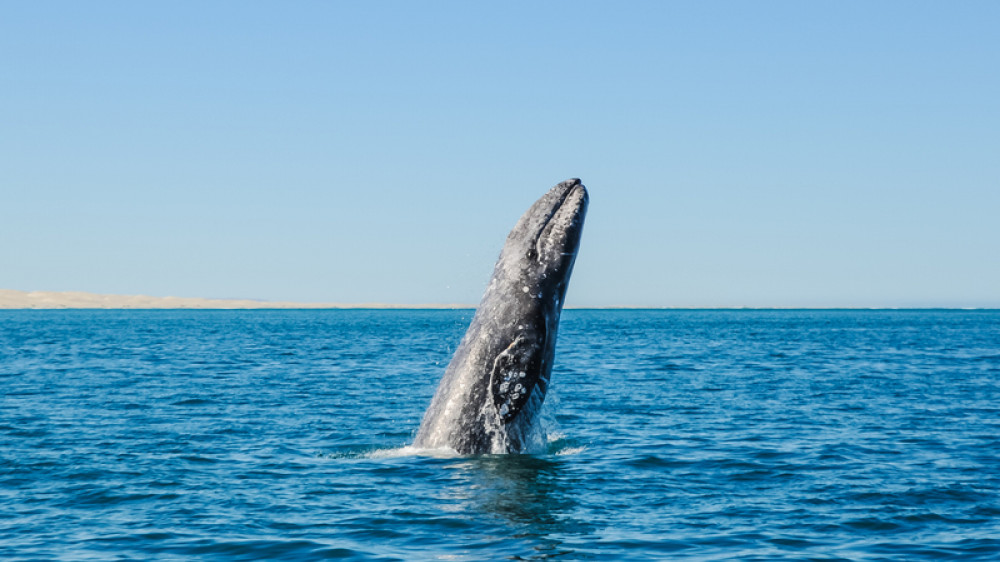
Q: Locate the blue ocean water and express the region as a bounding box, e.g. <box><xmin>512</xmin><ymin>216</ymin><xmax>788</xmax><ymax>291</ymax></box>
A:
<box><xmin>1</xmin><ymin>309</ymin><xmax>999</xmax><ymax>560</ymax></box>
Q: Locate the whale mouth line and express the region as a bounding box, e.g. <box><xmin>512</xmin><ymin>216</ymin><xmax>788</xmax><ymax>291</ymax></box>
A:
<box><xmin>531</xmin><ymin>181</ymin><xmax>584</xmax><ymax>261</ymax></box>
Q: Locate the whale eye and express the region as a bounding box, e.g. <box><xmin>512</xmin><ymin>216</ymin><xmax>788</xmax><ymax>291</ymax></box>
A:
<box><xmin>526</xmin><ymin>248</ymin><xmax>538</xmax><ymax>261</ymax></box>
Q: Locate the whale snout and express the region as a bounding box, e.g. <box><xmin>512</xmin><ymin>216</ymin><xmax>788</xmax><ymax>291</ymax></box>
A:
<box><xmin>535</xmin><ymin>180</ymin><xmax>588</xmax><ymax>266</ymax></box>
<box><xmin>562</xmin><ymin>181</ymin><xmax>588</xmax><ymax>220</ymax></box>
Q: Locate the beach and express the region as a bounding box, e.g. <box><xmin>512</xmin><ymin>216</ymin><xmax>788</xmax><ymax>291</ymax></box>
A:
<box><xmin>0</xmin><ymin>289</ymin><xmax>466</xmax><ymax>310</ymax></box>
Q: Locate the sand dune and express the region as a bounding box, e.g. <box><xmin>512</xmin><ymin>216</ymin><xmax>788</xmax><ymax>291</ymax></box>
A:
<box><xmin>0</xmin><ymin>289</ymin><xmax>468</xmax><ymax>310</ymax></box>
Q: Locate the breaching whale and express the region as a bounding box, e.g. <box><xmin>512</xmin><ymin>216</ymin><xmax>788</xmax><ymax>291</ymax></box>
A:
<box><xmin>414</xmin><ymin>178</ymin><xmax>588</xmax><ymax>454</ymax></box>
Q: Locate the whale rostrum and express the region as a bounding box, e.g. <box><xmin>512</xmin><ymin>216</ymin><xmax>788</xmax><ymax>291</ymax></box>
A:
<box><xmin>414</xmin><ymin>179</ymin><xmax>588</xmax><ymax>454</ymax></box>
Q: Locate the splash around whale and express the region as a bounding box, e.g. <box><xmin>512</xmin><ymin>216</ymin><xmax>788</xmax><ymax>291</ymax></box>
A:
<box><xmin>413</xmin><ymin>179</ymin><xmax>588</xmax><ymax>454</ymax></box>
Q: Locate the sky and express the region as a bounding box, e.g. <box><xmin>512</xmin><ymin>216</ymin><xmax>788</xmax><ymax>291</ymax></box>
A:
<box><xmin>2</xmin><ymin>2</ymin><xmax>998</xmax><ymax>308</ymax></box>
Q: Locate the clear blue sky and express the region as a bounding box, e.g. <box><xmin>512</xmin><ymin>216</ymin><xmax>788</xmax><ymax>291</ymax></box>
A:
<box><xmin>2</xmin><ymin>2</ymin><xmax>998</xmax><ymax>307</ymax></box>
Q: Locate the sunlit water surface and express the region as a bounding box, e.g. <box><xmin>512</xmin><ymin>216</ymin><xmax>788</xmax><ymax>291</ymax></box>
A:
<box><xmin>2</xmin><ymin>309</ymin><xmax>999</xmax><ymax>560</ymax></box>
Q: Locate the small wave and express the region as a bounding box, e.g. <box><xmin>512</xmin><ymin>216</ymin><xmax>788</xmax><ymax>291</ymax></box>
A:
<box><xmin>170</xmin><ymin>398</ymin><xmax>214</xmax><ymax>406</ymax></box>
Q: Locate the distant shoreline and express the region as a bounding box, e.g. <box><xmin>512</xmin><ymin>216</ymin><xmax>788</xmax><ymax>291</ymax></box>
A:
<box><xmin>0</xmin><ymin>289</ymin><xmax>995</xmax><ymax>310</ymax></box>
<box><xmin>0</xmin><ymin>289</ymin><xmax>469</xmax><ymax>310</ymax></box>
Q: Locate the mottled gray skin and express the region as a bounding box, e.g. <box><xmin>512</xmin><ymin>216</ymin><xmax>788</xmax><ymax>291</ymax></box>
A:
<box><xmin>414</xmin><ymin>179</ymin><xmax>588</xmax><ymax>454</ymax></box>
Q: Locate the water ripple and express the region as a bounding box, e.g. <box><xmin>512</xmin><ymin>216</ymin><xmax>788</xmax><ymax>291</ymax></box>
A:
<box><xmin>1</xmin><ymin>309</ymin><xmax>998</xmax><ymax>559</ymax></box>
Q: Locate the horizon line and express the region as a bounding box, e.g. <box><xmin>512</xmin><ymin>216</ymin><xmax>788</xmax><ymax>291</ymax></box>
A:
<box><xmin>0</xmin><ymin>289</ymin><xmax>996</xmax><ymax>311</ymax></box>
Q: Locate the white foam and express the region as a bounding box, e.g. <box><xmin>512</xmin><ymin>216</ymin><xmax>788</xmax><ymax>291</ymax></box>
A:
<box><xmin>366</xmin><ymin>445</ymin><xmax>461</xmax><ymax>459</ymax></box>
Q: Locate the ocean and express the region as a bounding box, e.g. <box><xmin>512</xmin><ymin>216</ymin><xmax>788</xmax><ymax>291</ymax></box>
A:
<box><xmin>2</xmin><ymin>309</ymin><xmax>998</xmax><ymax>560</ymax></box>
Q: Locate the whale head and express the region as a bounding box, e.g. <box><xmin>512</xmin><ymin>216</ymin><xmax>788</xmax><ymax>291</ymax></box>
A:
<box><xmin>496</xmin><ymin>178</ymin><xmax>589</xmax><ymax>312</ymax></box>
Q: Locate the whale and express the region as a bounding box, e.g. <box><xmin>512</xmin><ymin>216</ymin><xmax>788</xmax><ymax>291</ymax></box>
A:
<box><xmin>414</xmin><ymin>178</ymin><xmax>588</xmax><ymax>454</ymax></box>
